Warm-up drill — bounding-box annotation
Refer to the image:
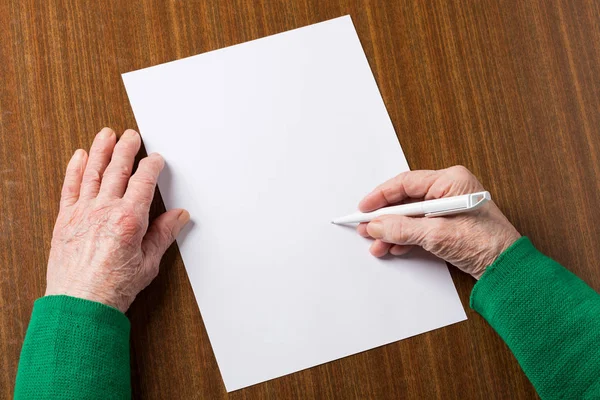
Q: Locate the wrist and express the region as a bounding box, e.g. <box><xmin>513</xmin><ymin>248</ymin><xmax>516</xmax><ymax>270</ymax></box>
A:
<box><xmin>472</xmin><ymin>230</ymin><xmax>522</xmax><ymax>280</ymax></box>
<box><xmin>45</xmin><ymin>285</ymin><xmax>128</xmax><ymax>313</ymax></box>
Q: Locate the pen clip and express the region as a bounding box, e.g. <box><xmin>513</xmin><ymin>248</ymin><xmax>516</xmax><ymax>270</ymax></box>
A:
<box><xmin>424</xmin><ymin>207</ymin><xmax>467</xmax><ymax>217</ymax></box>
<box><xmin>424</xmin><ymin>191</ymin><xmax>491</xmax><ymax>218</ymax></box>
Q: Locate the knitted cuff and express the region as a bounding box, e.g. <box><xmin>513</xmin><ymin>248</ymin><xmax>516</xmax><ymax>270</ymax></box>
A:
<box><xmin>33</xmin><ymin>295</ymin><xmax>130</xmax><ymax>331</ymax></box>
<box><xmin>15</xmin><ymin>295</ymin><xmax>131</xmax><ymax>399</ymax></box>
<box><xmin>470</xmin><ymin>236</ymin><xmax>540</xmax><ymax>314</ymax></box>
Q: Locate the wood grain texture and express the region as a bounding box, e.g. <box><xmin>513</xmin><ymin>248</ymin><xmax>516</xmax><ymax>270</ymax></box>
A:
<box><xmin>1</xmin><ymin>0</ymin><xmax>599</xmax><ymax>398</ymax></box>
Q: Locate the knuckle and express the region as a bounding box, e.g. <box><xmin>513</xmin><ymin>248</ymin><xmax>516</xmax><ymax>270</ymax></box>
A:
<box><xmin>83</xmin><ymin>167</ymin><xmax>101</xmax><ymax>182</ymax></box>
<box><xmin>102</xmin><ymin>206</ymin><xmax>145</xmax><ymax>240</ymax></box>
<box><xmin>66</xmin><ymin>162</ymin><xmax>80</xmax><ymax>174</ymax></box>
<box><xmin>107</xmin><ymin>164</ymin><xmax>131</xmax><ymax>181</ymax></box>
<box><xmin>145</xmin><ymin>228</ymin><xmax>174</xmax><ymax>260</ymax></box>
<box><xmin>388</xmin><ymin>222</ymin><xmax>406</xmax><ymax>243</ymax></box>
<box><xmin>390</xmin><ymin>172</ymin><xmax>408</xmax><ymax>189</ymax></box>
<box><xmin>158</xmin><ymin>226</ymin><xmax>176</xmax><ymax>247</ymax></box>
<box><xmin>430</xmin><ymin>218</ymin><xmax>447</xmax><ymax>231</ymax></box>
<box><xmin>60</xmin><ymin>193</ymin><xmax>77</xmax><ymax>205</ymax></box>
<box><xmin>447</xmin><ymin>165</ymin><xmax>484</xmax><ymax>191</ymax></box>
<box><xmin>394</xmin><ymin>171</ymin><xmax>408</xmax><ymax>182</ymax></box>
<box><xmin>429</xmin><ymin>226</ymin><xmax>445</xmax><ymax>244</ymax></box>
<box><xmin>144</xmin><ymin>234</ymin><xmax>162</xmax><ymax>257</ymax></box>
<box><xmin>450</xmin><ymin>165</ymin><xmax>472</xmax><ymax>179</ymax></box>
<box><xmin>423</xmin><ymin>220</ymin><xmax>448</xmax><ymax>251</ymax></box>
<box><xmin>61</xmin><ymin>179</ymin><xmax>78</xmax><ymax>194</ymax></box>
<box><xmin>119</xmin><ymin>163</ymin><xmax>131</xmax><ymax>176</ymax></box>
<box><xmin>132</xmin><ymin>172</ymin><xmax>156</xmax><ymax>188</ymax></box>
<box><xmin>380</xmin><ymin>186</ymin><xmax>395</xmax><ymax>201</ymax></box>
<box><xmin>146</xmin><ymin>260</ymin><xmax>160</xmax><ymax>279</ymax></box>
<box><xmin>403</xmin><ymin>178</ymin><xmax>421</xmax><ymax>195</ymax></box>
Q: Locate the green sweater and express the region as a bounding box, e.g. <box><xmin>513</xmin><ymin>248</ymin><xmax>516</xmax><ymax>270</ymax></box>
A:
<box><xmin>14</xmin><ymin>238</ymin><xmax>600</xmax><ymax>399</ymax></box>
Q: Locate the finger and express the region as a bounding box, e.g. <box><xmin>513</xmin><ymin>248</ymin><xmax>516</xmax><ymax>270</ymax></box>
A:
<box><xmin>60</xmin><ymin>149</ymin><xmax>88</xmax><ymax>208</ymax></box>
<box><xmin>124</xmin><ymin>153</ymin><xmax>165</xmax><ymax>208</ymax></box>
<box><xmin>80</xmin><ymin>127</ymin><xmax>117</xmax><ymax>199</ymax></box>
<box><xmin>389</xmin><ymin>244</ymin><xmax>415</xmax><ymax>256</ymax></box>
<box><xmin>357</xmin><ymin>223</ymin><xmax>370</xmax><ymax>238</ymax></box>
<box><xmin>366</xmin><ymin>215</ymin><xmax>446</xmax><ymax>248</ymax></box>
<box><xmin>369</xmin><ymin>240</ymin><xmax>392</xmax><ymax>258</ymax></box>
<box><xmin>359</xmin><ymin>170</ymin><xmax>440</xmax><ymax>212</ymax></box>
<box><xmin>99</xmin><ymin>129</ymin><xmax>141</xmax><ymax>198</ymax></box>
<box><xmin>142</xmin><ymin>209</ymin><xmax>191</xmax><ymax>266</ymax></box>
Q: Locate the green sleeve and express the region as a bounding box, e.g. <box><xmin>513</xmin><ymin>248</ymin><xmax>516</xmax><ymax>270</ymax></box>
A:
<box><xmin>471</xmin><ymin>237</ymin><xmax>600</xmax><ymax>399</ymax></box>
<box><xmin>15</xmin><ymin>295</ymin><xmax>131</xmax><ymax>399</ymax></box>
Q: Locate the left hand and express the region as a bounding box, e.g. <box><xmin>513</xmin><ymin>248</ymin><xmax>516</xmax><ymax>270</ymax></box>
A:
<box><xmin>45</xmin><ymin>127</ymin><xmax>190</xmax><ymax>312</ymax></box>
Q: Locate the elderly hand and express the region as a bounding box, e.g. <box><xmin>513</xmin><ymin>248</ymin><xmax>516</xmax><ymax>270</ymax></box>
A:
<box><xmin>358</xmin><ymin>166</ymin><xmax>521</xmax><ymax>279</ymax></box>
<box><xmin>45</xmin><ymin>128</ymin><xmax>190</xmax><ymax>312</ymax></box>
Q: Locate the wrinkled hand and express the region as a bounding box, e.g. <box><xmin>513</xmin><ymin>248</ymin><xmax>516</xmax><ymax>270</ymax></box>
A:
<box><xmin>45</xmin><ymin>128</ymin><xmax>190</xmax><ymax>312</ymax></box>
<box><xmin>357</xmin><ymin>166</ymin><xmax>520</xmax><ymax>279</ymax></box>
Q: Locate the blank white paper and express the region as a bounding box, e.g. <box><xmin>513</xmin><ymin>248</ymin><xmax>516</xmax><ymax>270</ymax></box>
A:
<box><xmin>122</xmin><ymin>15</ymin><xmax>466</xmax><ymax>392</ymax></box>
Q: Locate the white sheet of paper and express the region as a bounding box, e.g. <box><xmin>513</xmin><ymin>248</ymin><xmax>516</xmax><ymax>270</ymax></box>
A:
<box><xmin>122</xmin><ymin>15</ymin><xmax>466</xmax><ymax>392</ymax></box>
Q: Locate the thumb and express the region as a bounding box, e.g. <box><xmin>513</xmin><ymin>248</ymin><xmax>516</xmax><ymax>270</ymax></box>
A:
<box><xmin>142</xmin><ymin>208</ymin><xmax>191</xmax><ymax>261</ymax></box>
<box><xmin>366</xmin><ymin>215</ymin><xmax>445</xmax><ymax>247</ymax></box>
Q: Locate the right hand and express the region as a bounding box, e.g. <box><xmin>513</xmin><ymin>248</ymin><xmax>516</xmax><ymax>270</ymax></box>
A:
<box><xmin>357</xmin><ymin>166</ymin><xmax>521</xmax><ymax>279</ymax></box>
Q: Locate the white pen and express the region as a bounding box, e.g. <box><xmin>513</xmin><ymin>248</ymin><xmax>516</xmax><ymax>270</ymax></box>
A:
<box><xmin>331</xmin><ymin>191</ymin><xmax>491</xmax><ymax>224</ymax></box>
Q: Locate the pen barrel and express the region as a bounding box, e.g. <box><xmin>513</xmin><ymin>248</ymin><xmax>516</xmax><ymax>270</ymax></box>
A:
<box><xmin>332</xmin><ymin>194</ymin><xmax>473</xmax><ymax>224</ymax></box>
<box><xmin>371</xmin><ymin>195</ymin><xmax>469</xmax><ymax>219</ymax></box>
<box><xmin>420</xmin><ymin>195</ymin><xmax>469</xmax><ymax>214</ymax></box>
<box><xmin>371</xmin><ymin>202</ymin><xmax>425</xmax><ymax>218</ymax></box>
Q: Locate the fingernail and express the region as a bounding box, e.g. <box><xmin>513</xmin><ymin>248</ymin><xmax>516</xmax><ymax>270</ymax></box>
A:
<box><xmin>98</xmin><ymin>127</ymin><xmax>114</xmax><ymax>138</ymax></box>
<box><xmin>74</xmin><ymin>149</ymin><xmax>85</xmax><ymax>159</ymax></box>
<box><xmin>389</xmin><ymin>246</ymin><xmax>402</xmax><ymax>256</ymax></box>
<box><xmin>358</xmin><ymin>199</ymin><xmax>367</xmax><ymax>209</ymax></box>
<box><xmin>149</xmin><ymin>152</ymin><xmax>162</xmax><ymax>158</ymax></box>
<box><xmin>122</xmin><ymin>129</ymin><xmax>138</xmax><ymax>139</ymax></box>
<box><xmin>358</xmin><ymin>192</ymin><xmax>374</xmax><ymax>212</ymax></box>
<box><xmin>178</xmin><ymin>209</ymin><xmax>190</xmax><ymax>225</ymax></box>
<box><xmin>358</xmin><ymin>193</ymin><xmax>370</xmax><ymax>207</ymax></box>
<box><xmin>366</xmin><ymin>221</ymin><xmax>383</xmax><ymax>239</ymax></box>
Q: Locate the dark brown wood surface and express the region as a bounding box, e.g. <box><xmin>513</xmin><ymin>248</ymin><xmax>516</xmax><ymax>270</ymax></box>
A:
<box><xmin>2</xmin><ymin>0</ymin><xmax>599</xmax><ymax>398</ymax></box>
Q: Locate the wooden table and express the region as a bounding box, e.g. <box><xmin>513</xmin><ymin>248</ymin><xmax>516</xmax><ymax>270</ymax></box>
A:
<box><xmin>2</xmin><ymin>0</ymin><xmax>599</xmax><ymax>398</ymax></box>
